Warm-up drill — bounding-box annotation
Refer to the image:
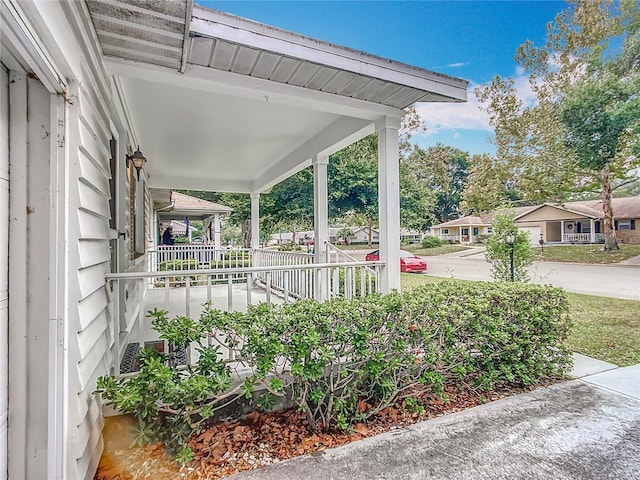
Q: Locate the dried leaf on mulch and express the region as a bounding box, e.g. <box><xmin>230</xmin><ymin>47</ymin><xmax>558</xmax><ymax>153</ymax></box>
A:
<box><xmin>95</xmin><ymin>378</ymin><xmax>563</xmax><ymax>480</ymax></box>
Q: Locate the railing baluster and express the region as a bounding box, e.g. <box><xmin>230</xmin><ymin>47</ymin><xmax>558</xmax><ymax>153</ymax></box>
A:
<box><xmin>227</xmin><ymin>276</ymin><xmax>233</xmax><ymax>312</ymax></box>
<box><xmin>246</xmin><ymin>273</ymin><xmax>252</xmax><ymax>305</ymax></box>
<box><xmin>185</xmin><ymin>275</ymin><xmax>191</xmax><ymax>318</ymax></box>
<box><xmin>138</xmin><ymin>279</ymin><xmax>145</xmax><ymax>348</ymax></box>
<box><xmin>265</xmin><ymin>272</ymin><xmax>272</xmax><ymax>304</ymax></box>
<box><xmin>283</xmin><ymin>270</ymin><xmax>290</xmax><ymax>302</ymax></box>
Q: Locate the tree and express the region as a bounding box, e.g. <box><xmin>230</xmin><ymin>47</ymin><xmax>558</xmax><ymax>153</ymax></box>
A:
<box><xmin>460</xmin><ymin>153</ymin><xmax>524</xmax><ymax>214</ymax></box>
<box><xmin>476</xmin><ymin>0</ymin><xmax>640</xmax><ymax>251</ymax></box>
<box><xmin>261</xmin><ymin>168</ymin><xmax>314</xmax><ymax>244</ymax></box>
<box><xmin>336</xmin><ymin>227</ymin><xmax>354</xmax><ymax>245</ymax></box>
<box><xmin>405</xmin><ymin>143</ymin><xmax>470</xmax><ymax>222</ymax></box>
<box><xmin>484</xmin><ymin>209</ymin><xmax>533</xmax><ymax>282</ymax></box>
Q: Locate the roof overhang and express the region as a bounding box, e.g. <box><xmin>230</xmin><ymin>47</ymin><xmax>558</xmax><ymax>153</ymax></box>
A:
<box><xmin>87</xmin><ymin>0</ymin><xmax>468</xmax><ymax>194</ymax></box>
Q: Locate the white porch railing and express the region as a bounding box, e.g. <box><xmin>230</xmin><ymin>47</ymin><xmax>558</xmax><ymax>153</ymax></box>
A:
<box><xmin>148</xmin><ymin>245</ymin><xmax>253</xmax><ymax>271</ymax></box>
<box><xmin>563</xmin><ymin>233</ymin><xmax>593</xmax><ymax>243</ymax></box>
<box><xmin>438</xmin><ymin>235</ymin><xmax>458</xmax><ymax>242</ymax></box>
<box><xmin>106</xmin><ymin>261</ymin><xmax>382</xmax><ymax>375</ymax></box>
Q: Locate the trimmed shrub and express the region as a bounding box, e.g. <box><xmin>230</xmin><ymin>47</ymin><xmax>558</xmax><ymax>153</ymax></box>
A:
<box><xmin>96</xmin><ymin>281</ymin><xmax>572</xmax><ymax>464</ymax></box>
<box><xmin>421</xmin><ymin>236</ymin><xmax>443</xmax><ymax>248</ymax></box>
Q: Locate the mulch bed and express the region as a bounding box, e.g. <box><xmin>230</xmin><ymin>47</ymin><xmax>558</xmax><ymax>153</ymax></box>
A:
<box><xmin>95</xmin><ymin>378</ymin><xmax>562</xmax><ymax>480</ymax></box>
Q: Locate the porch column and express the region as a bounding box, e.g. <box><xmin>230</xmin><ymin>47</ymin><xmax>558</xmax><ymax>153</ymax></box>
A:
<box><xmin>313</xmin><ymin>153</ymin><xmax>329</xmax><ymax>301</ymax></box>
<box><xmin>590</xmin><ymin>219</ymin><xmax>595</xmax><ymax>243</ymax></box>
<box><xmin>560</xmin><ymin>220</ymin><xmax>565</xmax><ymax>242</ymax></box>
<box><xmin>376</xmin><ymin>116</ymin><xmax>401</xmax><ymax>293</ymax></box>
<box><xmin>250</xmin><ymin>192</ymin><xmax>260</xmax><ymax>249</ymax></box>
<box><xmin>213</xmin><ymin>213</ymin><xmax>221</xmax><ymax>250</ymax></box>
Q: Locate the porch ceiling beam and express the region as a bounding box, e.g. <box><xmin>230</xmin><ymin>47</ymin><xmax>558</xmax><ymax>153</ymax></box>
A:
<box><xmin>190</xmin><ymin>5</ymin><xmax>468</xmax><ymax>103</ymax></box>
<box><xmin>251</xmin><ymin>116</ymin><xmax>374</xmax><ymax>193</ymax></box>
<box><xmin>104</xmin><ymin>57</ymin><xmax>400</xmax><ymax>120</ymax></box>
<box><xmin>149</xmin><ymin>175</ymin><xmax>253</xmax><ymax>193</ymax></box>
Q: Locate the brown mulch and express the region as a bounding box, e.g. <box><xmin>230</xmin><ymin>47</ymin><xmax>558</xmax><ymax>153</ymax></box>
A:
<box><xmin>95</xmin><ymin>379</ymin><xmax>562</xmax><ymax>480</ymax></box>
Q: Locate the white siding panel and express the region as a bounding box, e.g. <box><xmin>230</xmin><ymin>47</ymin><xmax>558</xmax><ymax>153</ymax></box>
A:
<box><xmin>78</xmin><ymin>145</ymin><xmax>110</xmax><ymax>195</ymax></box>
<box><xmin>77</xmin><ymin>264</ymin><xmax>108</xmax><ymax>301</ymax></box>
<box><xmin>79</xmin><ymin>80</ymin><xmax>110</xmax><ymax>145</ymax></box>
<box><xmin>76</xmin><ymin>333</ymin><xmax>109</xmax><ymax>391</ymax></box>
<box><xmin>78</xmin><ymin>116</ymin><xmax>109</xmax><ymax>167</ymax></box>
<box><xmin>76</xmin><ymin>310</ymin><xmax>108</xmax><ymax>361</ymax></box>
<box><xmin>78</xmin><ymin>208</ymin><xmax>111</xmax><ymax>239</ymax></box>
<box><xmin>78</xmin><ymin>239</ymin><xmax>110</xmax><ymax>269</ymax></box>
<box><xmin>77</xmin><ymin>288</ymin><xmax>108</xmax><ymax>331</ymax></box>
<box><xmin>77</xmin><ymin>416</ymin><xmax>104</xmax><ymax>480</ymax></box>
<box><xmin>78</xmin><ymin>180</ymin><xmax>110</xmax><ymax>220</ymax></box>
<box><xmin>75</xmin><ymin>399</ymin><xmax>103</xmax><ymax>480</ymax></box>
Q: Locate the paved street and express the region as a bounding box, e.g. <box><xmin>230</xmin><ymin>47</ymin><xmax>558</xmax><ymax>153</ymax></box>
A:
<box><xmin>347</xmin><ymin>249</ymin><xmax>640</xmax><ymax>300</ymax></box>
<box><xmin>425</xmin><ymin>256</ymin><xmax>640</xmax><ymax>300</ymax></box>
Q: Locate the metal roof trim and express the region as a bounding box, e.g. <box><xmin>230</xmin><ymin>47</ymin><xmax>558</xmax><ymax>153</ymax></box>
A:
<box><xmin>190</xmin><ymin>4</ymin><xmax>468</xmax><ymax>104</ymax></box>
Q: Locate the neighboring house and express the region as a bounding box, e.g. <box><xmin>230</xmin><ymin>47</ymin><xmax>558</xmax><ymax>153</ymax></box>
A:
<box><xmin>0</xmin><ymin>1</ymin><xmax>466</xmax><ymax>479</ymax></box>
<box><xmin>400</xmin><ymin>228</ymin><xmax>423</xmax><ymax>244</ymax></box>
<box><xmin>431</xmin><ymin>197</ymin><xmax>640</xmax><ymax>244</ymax></box>
<box><xmin>155</xmin><ymin>191</ymin><xmax>232</xmax><ymax>246</ymax></box>
<box><xmin>270</xmin><ymin>226</ymin><xmax>381</xmax><ymax>245</ymax></box>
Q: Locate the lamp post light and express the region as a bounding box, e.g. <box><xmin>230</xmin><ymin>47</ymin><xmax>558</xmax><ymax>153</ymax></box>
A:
<box><xmin>539</xmin><ymin>233</ymin><xmax>544</xmax><ymax>253</ymax></box>
<box><xmin>126</xmin><ymin>145</ymin><xmax>147</xmax><ymax>181</ymax></box>
<box><xmin>506</xmin><ymin>234</ymin><xmax>515</xmax><ymax>282</ymax></box>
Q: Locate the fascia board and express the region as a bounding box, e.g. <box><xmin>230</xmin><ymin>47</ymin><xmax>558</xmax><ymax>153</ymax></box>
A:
<box><xmin>191</xmin><ymin>5</ymin><xmax>468</xmax><ymax>102</ymax></box>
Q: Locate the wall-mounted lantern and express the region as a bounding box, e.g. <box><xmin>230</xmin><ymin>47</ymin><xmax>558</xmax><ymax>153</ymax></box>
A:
<box><xmin>126</xmin><ymin>145</ymin><xmax>147</xmax><ymax>181</ymax></box>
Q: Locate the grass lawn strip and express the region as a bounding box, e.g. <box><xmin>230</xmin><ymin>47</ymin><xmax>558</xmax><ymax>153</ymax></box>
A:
<box><xmin>532</xmin><ymin>244</ymin><xmax>640</xmax><ymax>264</ymax></box>
<box><xmin>403</xmin><ymin>244</ymin><xmax>473</xmax><ymax>256</ymax></box>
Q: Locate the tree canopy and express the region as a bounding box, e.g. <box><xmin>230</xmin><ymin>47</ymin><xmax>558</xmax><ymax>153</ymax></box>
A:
<box><xmin>475</xmin><ymin>0</ymin><xmax>640</xmax><ymax>250</ymax></box>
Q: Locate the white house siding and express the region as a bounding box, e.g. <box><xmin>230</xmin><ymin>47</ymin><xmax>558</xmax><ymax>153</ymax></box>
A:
<box><xmin>0</xmin><ymin>64</ymin><xmax>9</xmax><ymax>480</ymax></box>
<box><xmin>67</xmin><ymin>74</ymin><xmax>114</xmax><ymax>480</ymax></box>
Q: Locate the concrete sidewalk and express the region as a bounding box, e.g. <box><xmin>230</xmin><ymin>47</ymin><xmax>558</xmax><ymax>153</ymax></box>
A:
<box><xmin>231</xmin><ymin>355</ymin><xmax>640</xmax><ymax>480</ymax></box>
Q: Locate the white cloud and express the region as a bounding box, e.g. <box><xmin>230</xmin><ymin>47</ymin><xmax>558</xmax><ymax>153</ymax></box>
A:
<box><xmin>414</xmin><ymin>83</ymin><xmax>492</xmax><ymax>134</ymax></box>
<box><xmin>415</xmin><ymin>68</ymin><xmax>538</xmax><ymax>136</ymax></box>
<box><xmin>448</xmin><ymin>62</ymin><xmax>467</xmax><ymax>68</ymax></box>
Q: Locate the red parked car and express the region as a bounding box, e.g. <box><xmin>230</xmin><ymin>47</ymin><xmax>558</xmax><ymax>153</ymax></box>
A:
<box><xmin>365</xmin><ymin>250</ymin><xmax>428</xmax><ymax>273</ymax></box>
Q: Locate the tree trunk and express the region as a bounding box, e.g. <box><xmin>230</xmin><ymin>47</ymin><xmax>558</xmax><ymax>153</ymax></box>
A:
<box><xmin>367</xmin><ymin>217</ymin><xmax>373</xmax><ymax>248</ymax></box>
<box><xmin>242</xmin><ymin>219</ymin><xmax>251</xmax><ymax>248</ymax></box>
<box><xmin>291</xmin><ymin>225</ymin><xmax>297</xmax><ymax>245</ymax></box>
<box><xmin>600</xmin><ymin>164</ymin><xmax>619</xmax><ymax>252</ymax></box>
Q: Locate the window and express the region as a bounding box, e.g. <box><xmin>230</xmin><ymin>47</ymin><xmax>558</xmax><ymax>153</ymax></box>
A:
<box><xmin>487</xmin><ymin>227</ymin><xmax>493</xmax><ymax>234</ymax></box>
<box><xmin>442</xmin><ymin>228</ymin><xmax>449</xmax><ymax>235</ymax></box>
<box><xmin>617</xmin><ymin>220</ymin><xmax>632</xmax><ymax>230</ymax></box>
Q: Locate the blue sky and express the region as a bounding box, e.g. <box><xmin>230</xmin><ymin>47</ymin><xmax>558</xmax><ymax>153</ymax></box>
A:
<box><xmin>199</xmin><ymin>0</ymin><xmax>568</xmax><ymax>156</ymax></box>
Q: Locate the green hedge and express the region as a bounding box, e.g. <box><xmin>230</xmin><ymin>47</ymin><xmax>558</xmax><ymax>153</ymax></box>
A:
<box><xmin>421</xmin><ymin>236</ymin><xmax>443</xmax><ymax>248</ymax></box>
<box><xmin>96</xmin><ymin>281</ymin><xmax>571</xmax><ymax>464</ymax></box>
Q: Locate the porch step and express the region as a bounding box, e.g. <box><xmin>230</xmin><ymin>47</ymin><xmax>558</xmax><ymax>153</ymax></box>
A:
<box><xmin>120</xmin><ymin>340</ymin><xmax>186</xmax><ymax>374</ymax></box>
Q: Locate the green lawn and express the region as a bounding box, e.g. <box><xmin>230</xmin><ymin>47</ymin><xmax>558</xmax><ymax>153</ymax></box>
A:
<box><xmin>403</xmin><ymin>244</ymin><xmax>473</xmax><ymax>256</ymax></box>
<box><xmin>401</xmin><ymin>274</ymin><xmax>640</xmax><ymax>367</ymax></box>
<box><xmin>533</xmin><ymin>244</ymin><xmax>640</xmax><ymax>264</ymax></box>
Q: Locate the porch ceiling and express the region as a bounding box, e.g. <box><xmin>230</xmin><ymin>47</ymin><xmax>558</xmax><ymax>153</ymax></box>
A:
<box><xmin>86</xmin><ymin>0</ymin><xmax>468</xmax><ymax>194</ymax></box>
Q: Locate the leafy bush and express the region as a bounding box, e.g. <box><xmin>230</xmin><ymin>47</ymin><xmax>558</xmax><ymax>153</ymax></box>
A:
<box><xmin>159</xmin><ymin>259</ymin><xmax>199</xmax><ymax>271</ymax></box>
<box><xmin>96</xmin><ymin>281</ymin><xmax>571</xmax><ymax>464</ymax></box>
<box><xmin>474</xmin><ymin>234</ymin><xmax>490</xmax><ymax>244</ymax></box>
<box><xmin>278</xmin><ymin>243</ymin><xmax>304</xmax><ymax>252</ymax></box>
<box><xmin>484</xmin><ymin>208</ymin><xmax>533</xmax><ymax>282</ymax></box>
<box><xmin>421</xmin><ymin>236</ymin><xmax>443</xmax><ymax>248</ymax></box>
